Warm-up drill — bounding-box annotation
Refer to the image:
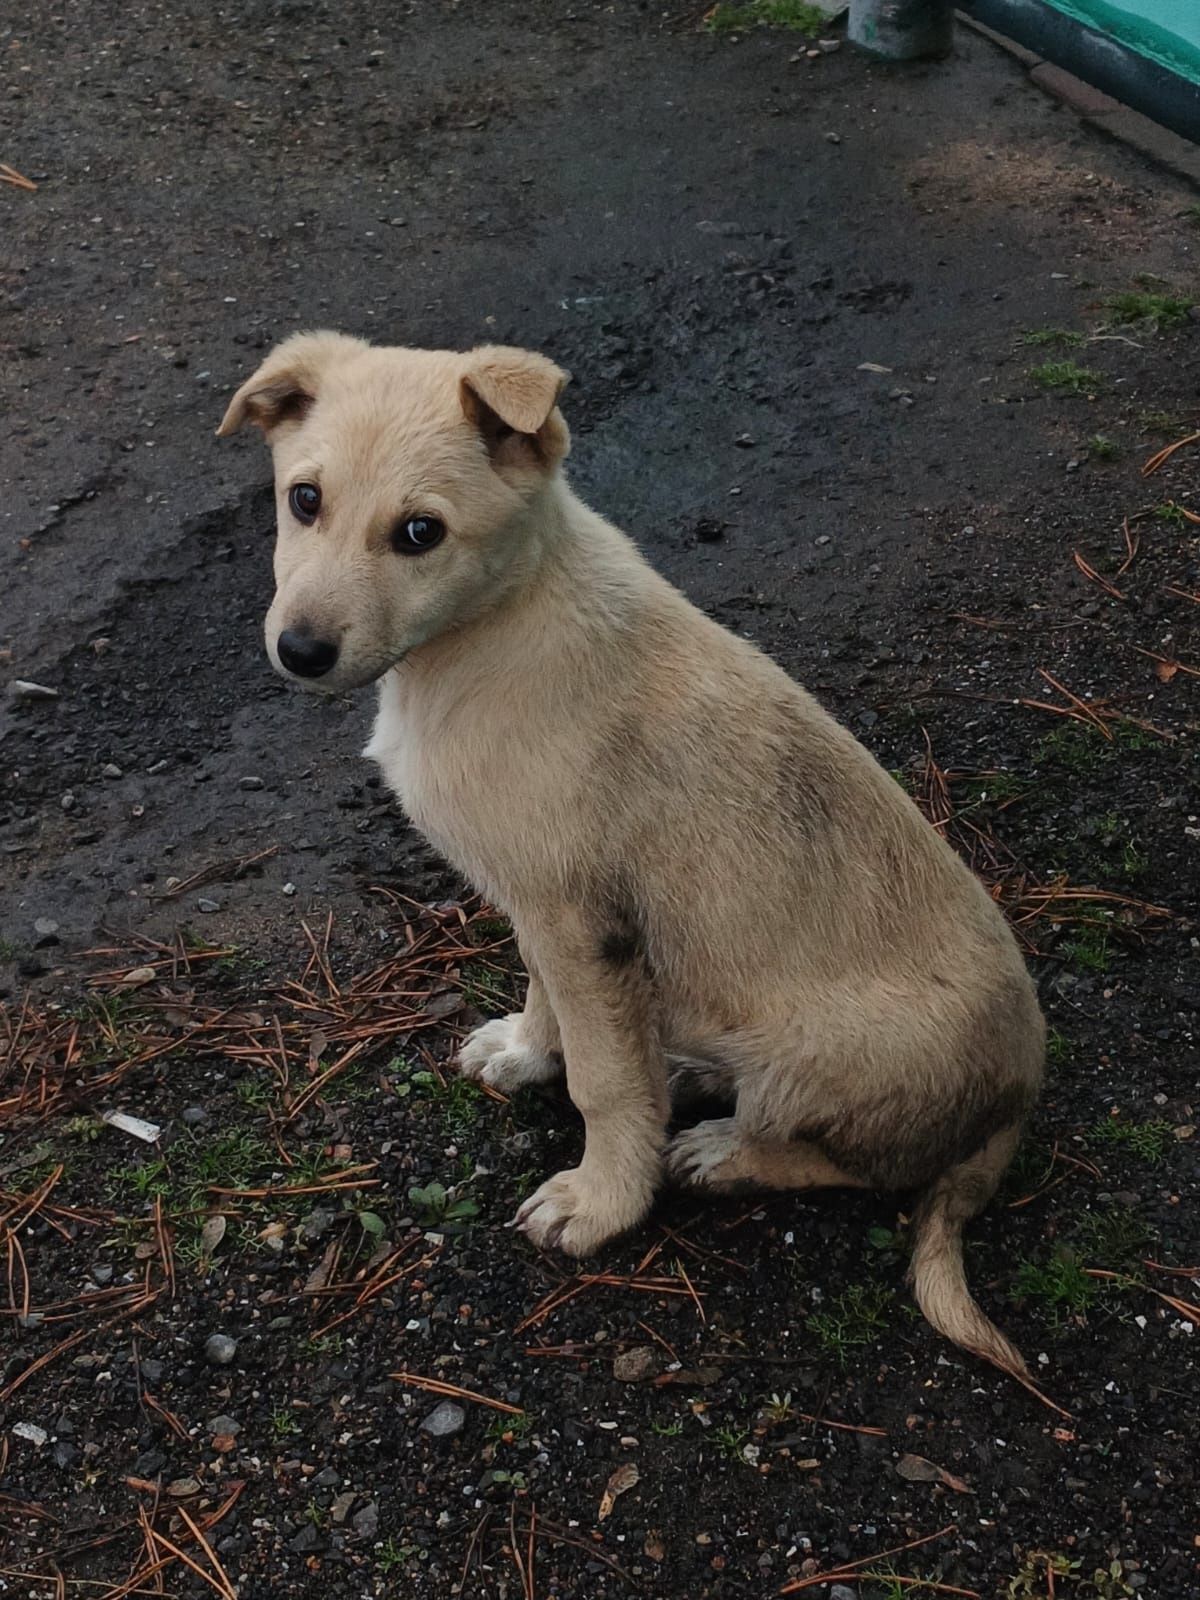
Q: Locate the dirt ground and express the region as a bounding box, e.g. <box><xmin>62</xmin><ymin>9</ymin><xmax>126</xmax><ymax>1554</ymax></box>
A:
<box><xmin>2</xmin><ymin>3</ymin><xmax>1198</xmax><ymax>1597</ymax></box>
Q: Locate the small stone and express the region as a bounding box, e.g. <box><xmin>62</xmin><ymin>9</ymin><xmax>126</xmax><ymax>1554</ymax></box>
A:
<box><xmin>817</xmin><ymin>37</ymin><xmax>840</xmax><ymax>51</ymax></box>
<box><xmin>313</xmin><ymin>1465</ymin><xmax>339</xmax><ymax>1487</ymax></box>
<box><xmin>352</xmin><ymin>1501</ymin><xmax>379</xmax><ymax>1539</ymax></box>
<box><xmin>208</xmin><ymin>1415</ymin><xmax>241</xmax><ymax>1438</ymax></box>
<box><xmin>61</xmin><ymin>792</ymin><xmax>76</xmax><ymax>812</ymax></box>
<box><xmin>613</xmin><ymin>1345</ymin><xmax>661</xmax><ymax>1383</ymax></box>
<box><xmin>238</xmin><ymin>775</ymin><xmax>264</xmax><ymax>790</ymax></box>
<box><xmin>91</xmin><ymin>1264</ymin><xmax>114</xmax><ymax>1285</ymax></box>
<box><xmin>167</xmin><ymin>1477</ymin><xmax>201</xmax><ymax>1497</ymax></box>
<box><xmin>825</xmin><ymin>131</ymin><xmax>841</xmax><ymax>144</ymax></box>
<box><xmin>204</xmin><ymin>1333</ymin><xmax>237</xmax><ymax>1366</ymax></box>
<box><xmin>9</xmin><ymin>679</ymin><xmax>60</xmax><ymax>702</ymax></box>
<box><xmin>282</xmin><ymin>882</ymin><xmax>297</xmax><ymax>897</ymax></box>
<box><xmin>420</xmin><ymin>1400</ymin><xmax>466</xmax><ymax>1438</ymax></box>
<box><xmin>301</xmin><ymin>1208</ymin><xmax>335</xmax><ymax>1241</ymax></box>
<box><xmin>53</xmin><ymin>1441</ymin><xmax>80</xmax><ymax>1469</ymax></box>
<box><xmin>1066</xmin><ymin>458</ymin><xmax>1080</xmax><ymax>472</ymax></box>
<box><xmin>13</xmin><ymin>1421</ymin><xmax>48</xmax><ymax>1447</ymax></box>
<box><xmin>331</xmin><ymin>1490</ymin><xmax>357</xmax><ymax>1524</ymax></box>
<box><xmin>33</xmin><ymin>917</ymin><xmax>60</xmax><ymax>945</ymax></box>
<box><xmin>733</xmin><ymin>433</ymin><xmax>755</xmax><ymax>448</ymax></box>
<box><xmin>832</xmin><ymin>1588</ymin><xmax>858</xmax><ymax>1600</ymax></box>
<box><xmin>196</xmin><ymin>897</ymin><xmax>220</xmax><ymax>914</ymax></box>
<box><xmin>290</xmin><ymin>1523</ymin><xmax>325</xmax><ymax>1553</ymax></box>
<box><xmin>182</xmin><ymin>1106</ymin><xmax>208</xmax><ymax>1126</ymax></box>
<box><xmin>101</xmin><ymin>763</ymin><xmax>123</xmax><ymax>779</ymax></box>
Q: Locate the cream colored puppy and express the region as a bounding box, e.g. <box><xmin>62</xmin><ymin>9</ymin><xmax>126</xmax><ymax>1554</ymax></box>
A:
<box><xmin>219</xmin><ymin>333</ymin><xmax>1044</xmax><ymax>1377</ymax></box>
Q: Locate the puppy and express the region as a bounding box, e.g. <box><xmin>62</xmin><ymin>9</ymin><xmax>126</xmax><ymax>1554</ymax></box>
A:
<box><xmin>219</xmin><ymin>333</ymin><xmax>1044</xmax><ymax>1377</ymax></box>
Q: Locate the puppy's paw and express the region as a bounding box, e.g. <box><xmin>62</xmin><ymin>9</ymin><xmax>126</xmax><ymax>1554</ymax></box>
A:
<box><xmin>665</xmin><ymin>1118</ymin><xmax>745</xmax><ymax>1191</ymax></box>
<box><xmin>513</xmin><ymin>1167</ymin><xmax>650</xmax><ymax>1257</ymax></box>
<box><xmin>458</xmin><ymin>1015</ymin><xmax>561</xmax><ymax>1094</ymax></box>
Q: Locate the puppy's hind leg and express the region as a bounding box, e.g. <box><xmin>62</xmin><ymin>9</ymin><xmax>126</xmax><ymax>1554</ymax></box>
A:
<box><xmin>667</xmin><ymin>1119</ymin><xmax>867</xmax><ymax>1194</ymax></box>
<box><xmin>459</xmin><ymin>965</ymin><xmax>563</xmax><ymax>1094</ymax></box>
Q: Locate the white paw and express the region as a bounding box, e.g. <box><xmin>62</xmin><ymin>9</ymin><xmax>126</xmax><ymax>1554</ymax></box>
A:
<box><xmin>458</xmin><ymin>1015</ymin><xmax>560</xmax><ymax>1094</ymax></box>
<box><xmin>513</xmin><ymin>1166</ymin><xmax>650</xmax><ymax>1257</ymax></box>
<box><xmin>665</xmin><ymin>1118</ymin><xmax>743</xmax><ymax>1190</ymax></box>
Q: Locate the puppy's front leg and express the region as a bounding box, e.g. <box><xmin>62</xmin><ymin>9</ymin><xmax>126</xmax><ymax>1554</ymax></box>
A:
<box><xmin>513</xmin><ymin>911</ymin><xmax>667</xmax><ymax>1257</ymax></box>
<box><xmin>459</xmin><ymin>960</ymin><xmax>563</xmax><ymax>1093</ymax></box>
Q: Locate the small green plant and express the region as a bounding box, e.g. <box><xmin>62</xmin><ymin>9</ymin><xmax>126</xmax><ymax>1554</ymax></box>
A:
<box><xmin>1034</xmin><ymin>725</ymin><xmax>1107</xmax><ymax>773</ymax></box>
<box><xmin>377</xmin><ymin>1538</ymin><xmax>415</xmax><ymax>1574</ymax></box>
<box><xmin>1062</xmin><ymin>925</ymin><xmax>1110</xmax><ymax>973</ymax></box>
<box><xmin>1154</xmin><ymin>501</ymin><xmax>1189</xmax><ymax>528</ymax></box>
<box><xmin>402</xmin><ymin>1066</ymin><xmax>484</xmax><ymax>1133</ymax></box>
<box><xmin>1030</xmin><ymin>360</ymin><xmax>1102</xmax><ymax>394</ymax></box>
<box><xmin>1086</xmin><ymin>1116</ymin><xmax>1173</xmax><ymax>1163</ymax></box>
<box><xmin>1008</xmin><ymin>1552</ymin><xmax>1081</xmax><ymax>1598</ymax></box>
<box><xmin>407</xmin><ymin>1181</ymin><xmax>479</xmax><ymax>1228</ymax></box>
<box><xmin>650</xmin><ymin>1417</ymin><xmax>684</xmax><ymax>1437</ymax></box>
<box><xmin>808</xmin><ymin>1282</ymin><xmax>893</xmax><ymax>1362</ymax></box>
<box><xmin>761</xmin><ymin>1392</ymin><xmax>795</xmax><ymax>1423</ymax></box>
<box><xmin>235</xmin><ymin>1075</ymin><xmax>273</xmax><ymax>1110</ymax></box>
<box><xmin>1011</xmin><ymin>1250</ymin><xmax>1097</xmax><ymax>1321</ymax></box>
<box><xmin>1137</xmin><ymin>408</ymin><xmax>1186</xmax><ymax>435</ymax></box>
<box><xmin>1104</xmin><ymin>289</ymin><xmax>1194</xmax><ymax>331</ymax></box>
<box><xmin>1074</xmin><ymin>1206</ymin><xmax>1152</xmax><ymax>1266</ymax></box>
<box><xmin>957</xmin><ymin>770</ymin><xmax>1024</xmax><ymax>806</ymax></box>
<box><xmin>460</xmin><ymin>959</ymin><xmax>516</xmax><ymax>1014</ymax></box>
<box><xmin>270</xmin><ymin>1406</ymin><xmax>302</xmax><ymax>1440</ymax></box>
<box><xmin>486</xmin><ymin>1410</ymin><xmax>536</xmax><ymax>1445</ymax></box>
<box><xmin>1085</xmin><ymin>1561</ymin><xmax>1136</xmax><ymax>1598</ymax></box>
<box><xmin>712</xmin><ymin>1424</ymin><xmax>752</xmax><ymax>1462</ymax></box>
<box><xmin>110</xmin><ymin>1157</ymin><xmax>172</xmax><ymax>1202</ymax></box>
<box><xmin>705</xmin><ymin>0</ymin><xmax>826</xmax><ymax>35</ymax></box>
<box><xmin>1021</xmin><ymin>327</ymin><xmax>1083</xmax><ymax>347</ymax></box>
<box><xmin>304</xmin><ymin>1331</ymin><xmax>345</xmax><ymax>1357</ymax></box>
<box><xmin>1045</xmin><ymin>1028</ymin><xmax>1071</xmax><ymax>1067</ymax></box>
<box><xmin>1088</xmin><ymin>433</ymin><xmax>1119</xmax><ymax>460</ymax></box>
<box><xmin>64</xmin><ymin>1115</ymin><xmax>103</xmax><ymax>1143</ymax></box>
<box><xmin>0</xmin><ymin>937</ymin><xmax>19</xmax><ymax>962</ymax></box>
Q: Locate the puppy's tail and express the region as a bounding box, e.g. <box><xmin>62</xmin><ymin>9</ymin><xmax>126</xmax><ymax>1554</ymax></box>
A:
<box><xmin>909</xmin><ymin>1123</ymin><xmax>1029</xmax><ymax>1381</ymax></box>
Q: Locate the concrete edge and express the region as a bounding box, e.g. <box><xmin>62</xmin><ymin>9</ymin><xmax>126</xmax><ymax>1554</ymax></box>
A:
<box><xmin>957</xmin><ymin>11</ymin><xmax>1200</xmax><ymax>190</ymax></box>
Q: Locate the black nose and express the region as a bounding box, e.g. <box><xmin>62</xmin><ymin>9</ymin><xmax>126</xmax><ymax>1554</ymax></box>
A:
<box><xmin>277</xmin><ymin>628</ymin><xmax>339</xmax><ymax>678</ymax></box>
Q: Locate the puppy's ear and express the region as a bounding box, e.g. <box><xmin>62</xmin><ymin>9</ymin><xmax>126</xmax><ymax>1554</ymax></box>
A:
<box><xmin>460</xmin><ymin>345</ymin><xmax>571</xmax><ymax>468</ymax></box>
<box><xmin>216</xmin><ymin>331</ymin><xmax>366</xmax><ymax>437</ymax></box>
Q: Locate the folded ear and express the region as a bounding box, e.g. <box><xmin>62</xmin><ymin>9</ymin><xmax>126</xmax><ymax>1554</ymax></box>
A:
<box><xmin>459</xmin><ymin>345</ymin><xmax>570</xmax><ymax>468</ymax></box>
<box><xmin>216</xmin><ymin>331</ymin><xmax>367</xmax><ymax>437</ymax></box>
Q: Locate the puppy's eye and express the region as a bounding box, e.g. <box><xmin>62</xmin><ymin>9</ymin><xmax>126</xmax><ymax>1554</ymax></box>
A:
<box><xmin>392</xmin><ymin>515</ymin><xmax>446</xmax><ymax>555</ymax></box>
<box><xmin>288</xmin><ymin>482</ymin><xmax>321</xmax><ymax>524</ymax></box>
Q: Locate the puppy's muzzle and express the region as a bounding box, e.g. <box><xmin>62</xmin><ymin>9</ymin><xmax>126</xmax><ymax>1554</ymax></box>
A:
<box><xmin>277</xmin><ymin>627</ymin><xmax>339</xmax><ymax>679</ymax></box>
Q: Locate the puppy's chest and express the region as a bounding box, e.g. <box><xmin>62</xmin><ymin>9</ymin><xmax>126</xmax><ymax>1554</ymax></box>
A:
<box><xmin>364</xmin><ymin>692</ymin><xmax>536</xmax><ymax>894</ymax></box>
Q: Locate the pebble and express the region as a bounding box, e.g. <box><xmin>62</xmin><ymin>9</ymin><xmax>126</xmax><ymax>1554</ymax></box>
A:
<box><xmin>91</xmin><ymin>1264</ymin><xmax>114</xmax><ymax>1285</ymax></box>
<box><xmin>612</xmin><ymin>1346</ymin><xmax>660</xmax><ymax>1383</ymax></box>
<box><xmin>61</xmin><ymin>792</ymin><xmax>76</xmax><ymax>812</ymax></box>
<box><xmin>208</xmin><ymin>1415</ymin><xmax>241</xmax><ymax>1437</ymax></box>
<box><xmin>313</xmin><ymin>1465</ymin><xmax>340</xmax><ymax>1487</ymax></box>
<box><xmin>53</xmin><ymin>1441</ymin><xmax>80</xmax><ymax>1470</ymax></box>
<box><xmin>282</xmin><ymin>882</ymin><xmax>297</xmax><ymax>897</ymax></box>
<box><xmin>13</xmin><ymin>1421</ymin><xmax>48</xmax><ymax>1447</ymax></box>
<box><xmin>420</xmin><ymin>1400</ymin><xmax>466</xmax><ymax>1438</ymax></box>
<box><xmin>182</xmin><ymin>1106</ymin><xmax>208</xmax><ymax>1126</ymax></box>
<box><xmin>831</xmin><ymin>1588</ymin><xmax>858</xmax><ymax>1600</ymax></box>
<box><xmin>352</xmin><ymin>1501</ymin><xmax>379</xmax><ymax>1538</ymax></box>
<box><xmin>101</xmin><ymin>763</ymin><xmax>123</xmax><ymax>779</ymax></box>
<box><xmin>290</xmin><ymin>1523</ymin><xmax>325</xmax><ymax>1553</ymax></box>
<box><xmin>331</xmin><ymin>1490</ymin><xmax>357</xmax><ymax>1524</ymax></box>
<box><xmin>204</xmin><ymin>1333</ymin><xmax>238</xmax><ymax>1366</ymax></box>
<box><xmin>33</xmin><ymin>917</ymin><xmax>60</xmax><ymax>945</ymax></box>
<box><xmin>196</xmin><ymin>897</ymin><xmax>221</xmax><ymax>914</ymax></box>
<box><xmin>238</xmin><ymin>775</ymin><xmax>265</xmax><ymax>790</ymax></box>
<box><xmin>167</xmin><ymin>1477</ymin><xmax>201</xmax><ymax>1497</ymax></box>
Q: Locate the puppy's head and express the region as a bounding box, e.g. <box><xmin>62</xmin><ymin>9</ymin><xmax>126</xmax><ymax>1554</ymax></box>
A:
<box><xmin>217</xmin><ymin>332</ymin><xmax>570</xmax><ymax>691</ymax></box>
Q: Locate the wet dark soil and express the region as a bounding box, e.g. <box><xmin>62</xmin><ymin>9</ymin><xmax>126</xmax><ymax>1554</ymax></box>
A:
<box><xmin>1</xmin><ymin>3</ymin><xmax>1198</xmax><ymax>1596</ymax></box>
